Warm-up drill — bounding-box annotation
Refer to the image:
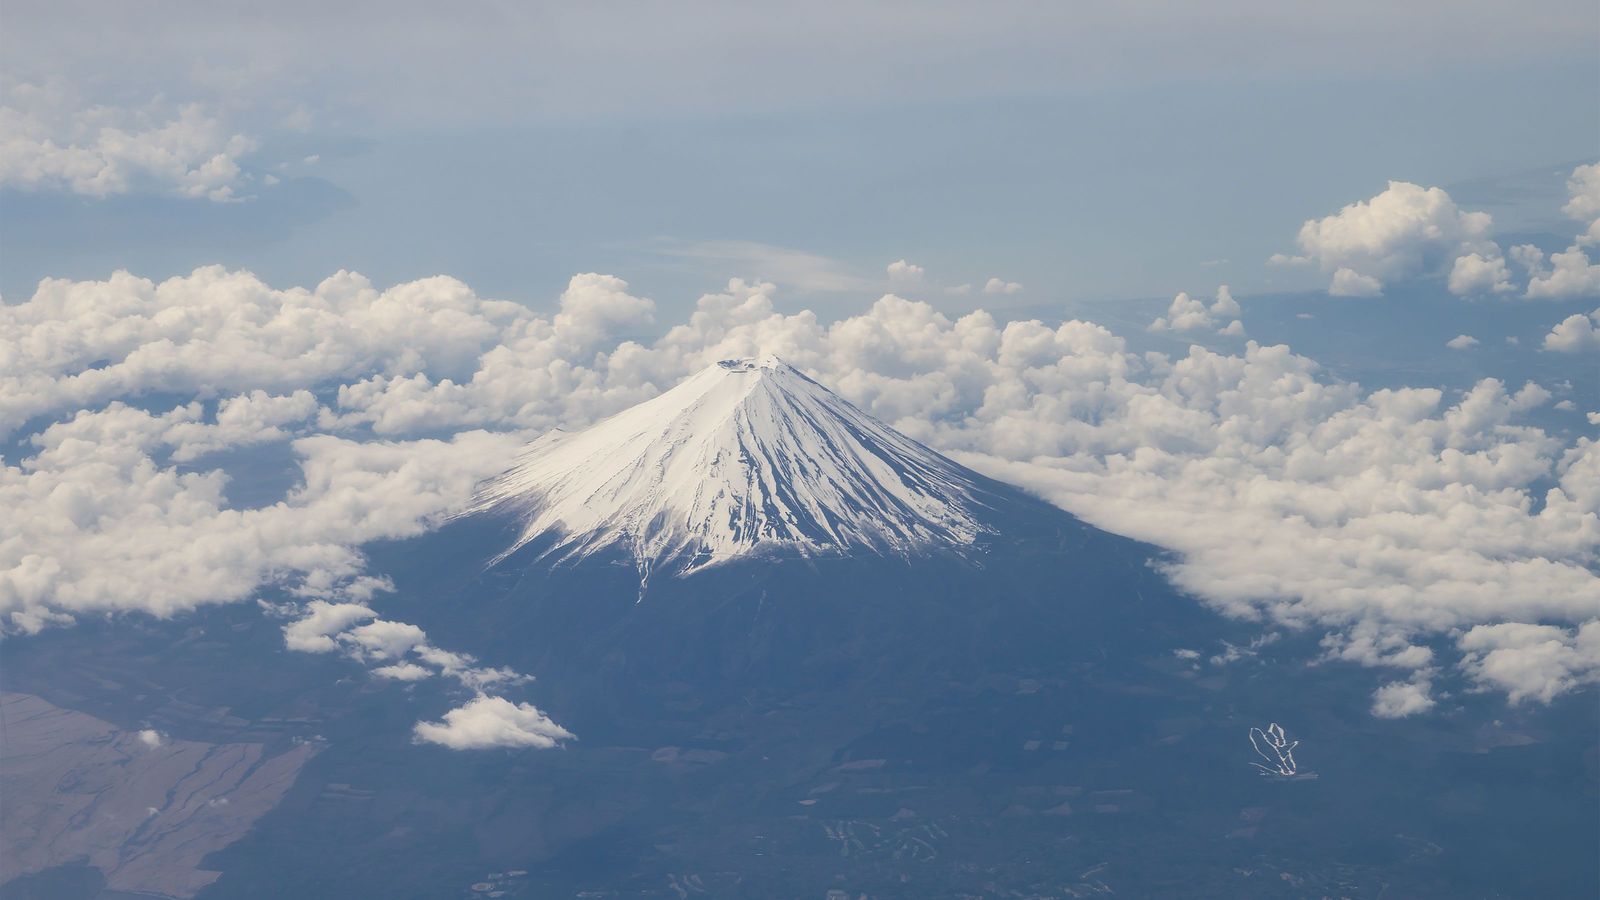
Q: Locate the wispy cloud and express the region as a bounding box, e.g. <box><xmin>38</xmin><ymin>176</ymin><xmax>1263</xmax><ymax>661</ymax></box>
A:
<box><xmin>646</xmin><ymin>239</ymin><xmax>876</xmax><ymax>293</ymax></box>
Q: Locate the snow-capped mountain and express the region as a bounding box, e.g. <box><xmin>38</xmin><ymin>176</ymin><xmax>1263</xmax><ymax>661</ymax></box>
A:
<box><xmin>274</xmin><ymin>374</ymin><xmax>1596</xmax><ymax>900</ymax></box>
<box><xmin>469</xmin><ymin>356</ymin><xmax>990</xmax><ymax>574</ymax></box>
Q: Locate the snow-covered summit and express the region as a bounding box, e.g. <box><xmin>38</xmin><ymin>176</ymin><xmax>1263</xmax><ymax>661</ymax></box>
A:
<box><xmin>470</xmin><ymin>356</ymin><xmax>988</xmax><ymax>574</ymax></box>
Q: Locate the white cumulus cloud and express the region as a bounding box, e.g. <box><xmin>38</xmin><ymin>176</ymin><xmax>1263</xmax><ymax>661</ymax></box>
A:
<box><xmin>0</xmin><ymin>83</ymin><xmax>257</xmax><ymax>201</ymax></box>
<box><xmin>1542</xmin><ymin>307</ymin><xmax>1600</xmax><ymax>353</ymax></box>
<box><xmin>1563</xmin><ymin>162</ymin><xmax>1600</xmax><ymax>246</ymax></box>
<box><xmin>278</xmin><ymin>600</ymin><xmax>552</xmax><ymax>742</ymax></box>
<box><xmin>1513</xmin><ymin>165</ymin><xmax>1600</xmax><ymax>301</ymax></box>
<box><xmin>1371</xmin><ymin>679</ymin><xmax>1436</xmax><ymax>718</ymax></box>
<box><xmin>1148</xmin><ymin>285</ymin><xmax>1242</xmax><ymax>334</ymax></box>
<box><xmin>1458</xmin><ymin>622</ymin><xmax>1600</xmax><ymax>704</ymax></box>
<box><xmin>1287</xmin><ymin>181</ymin><xmax>1499</xmax><ymax>297</ymax></box>
<box><xmin>283</xmin><ymin>601</ymin><xmax>378</xmax><ymax>653</ymax></box>
<box><xmin>1328</xmin><ymin>267</ymin><xmax>1384</xmax><ymax>298</ymax></box>
<box><xmin>413</xmin><ymin>695</ymin><xmax>575</xmax><ymax>750</ymax></box>
<box><xmin>0</xmin><ymin>414</ymin><xmax>523</xmax><ymax>633</ymax></box>
<box><xmin>372</xmin><ymin>662</ymin><xmax>432</xmax><ymax>681</ymax></box>
<box><xmin>1448</xmin><ymin>252</ymin><xmax>1514</xmax><ymax>296</ymax></box>
<box><xmin>342</xmin><ymin>619</ymin><xmax>427</xmax><ymax>661</ymax></box>
<box><xmin>1524</xmin><ymin>246</ymin><xmax>1600</xmax><ymax>300</ymax></box>
<box><xmin>886</xmin><ymin>259</ymin><xmax>925</xmax><ymax>283</ymax></box>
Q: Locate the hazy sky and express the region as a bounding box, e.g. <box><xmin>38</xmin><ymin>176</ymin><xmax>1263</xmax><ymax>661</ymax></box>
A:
<box><xmin>4</xmin><ymin>1</ymin><xmax>1596</xmax><ymax>309</ymax></box>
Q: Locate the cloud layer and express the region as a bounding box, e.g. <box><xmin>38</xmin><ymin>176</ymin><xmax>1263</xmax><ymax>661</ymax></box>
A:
<box><xmin>1</xmin><ymin>250</ymin><xmax>1595</xmax><ymax>720</ymax></box>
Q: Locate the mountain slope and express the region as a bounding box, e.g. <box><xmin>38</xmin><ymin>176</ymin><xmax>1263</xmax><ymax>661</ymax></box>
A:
<box><xmin>296</xmin><ymin>357</ymin><xmax>1600</xmax><ymax>900</ymax></box>
<box><xmin>385</xmin><ymin>354</ymin><xmax>1210</xmax><ymax>701</ymax></box>
<box><xmin>469</xmin><ymin>356</ymin><xmax>989</xmax><ymax>574</ymax></box>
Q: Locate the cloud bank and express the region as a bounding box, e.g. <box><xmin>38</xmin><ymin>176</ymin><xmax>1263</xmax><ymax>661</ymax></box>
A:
<box><xmin>2</xmin><ymin>255</ymin><xmax>1595</xmax><ymax>719</ymax></box>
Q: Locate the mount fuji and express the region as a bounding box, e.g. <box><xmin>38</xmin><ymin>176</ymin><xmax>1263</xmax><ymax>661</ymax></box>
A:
<box><xmin>376</xmin><ymin>353</ymin><xmax>1213</xmax><ymax>696</ymax></box>
<box><xmin>202</xmin><ymin>357</ymin><xmax>1582</xmax><ymax>900</ymax></box>
<box><xmin>38</xmin><ymin>358</ymin><xmax>1583</xmax><ymax>899</ymax></box>
<box><xmin>469</xmin><ymin>356</ymin><xmax>988</xmax><ymax>576</ymax></box>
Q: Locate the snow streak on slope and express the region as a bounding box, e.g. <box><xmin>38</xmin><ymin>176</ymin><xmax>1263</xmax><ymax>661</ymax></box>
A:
<box><xmin>470</xmin><ymin>357</ymin><xmax>986</xmax><ymax>574</ymax></box>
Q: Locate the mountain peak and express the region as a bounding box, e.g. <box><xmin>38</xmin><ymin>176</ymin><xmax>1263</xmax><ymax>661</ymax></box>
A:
<box><xmin>470</xmin><ymin>357</ymin><xmax>989</xmax><ymax>574</ymax></box>
<box><xmin>713</xmin><ymin>355</ymin><xmax>786</xmax><ymax>373</ymax></box>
